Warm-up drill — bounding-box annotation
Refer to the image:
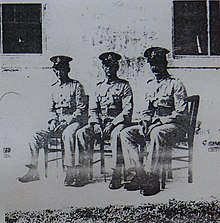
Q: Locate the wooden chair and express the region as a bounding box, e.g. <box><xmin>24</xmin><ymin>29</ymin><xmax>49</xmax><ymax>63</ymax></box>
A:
<box><xmin>161</xmin><ymin>95</ymin><xmax>200</xmax><ymax>189</ymax></box>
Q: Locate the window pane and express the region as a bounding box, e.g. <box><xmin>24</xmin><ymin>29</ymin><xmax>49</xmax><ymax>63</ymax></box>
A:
<box><xmin>2</xmin><ymin>4</ymin><xmax>15</xmax><ymax>23</ymax></box>
<box><xmin>15</xmin><ymin>4</ymin><xmax>41</xmax><ymax>23</ymax></box>
<box><xmin>3</xmin><ymin>23</ymin><xmax>42</xmax><ymax>53</ymax></box>
<box><xmin>174</xmin><ymin>1</ymin><xmax>208</xmax><ymax>55</ymax></box>
<box><xmin>2</xmin><ymin>4</ymin><xmax>42</xmax><ymax>54</ymax></box>
<box><xmin>2</xmin><ymin>4</ymin><xmax>41</xmax><ymax>23</ymax></box>
<box><xmin>210</xmin><ymin>1</ymin><xmax>220</xmax><ymax>55</ymax></box>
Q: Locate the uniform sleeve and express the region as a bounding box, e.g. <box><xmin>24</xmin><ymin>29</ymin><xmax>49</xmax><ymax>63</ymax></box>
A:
<box><xmin>88</xmin><ymin>90</ymin><xmax>100</xmax><ymax>124</ymax></box>
<box><xmin>47</xmin><ymin>90</ymin><xmax>59</xmax><ymax>123</ymax></box>
<box><xmin>112</xmin><ymin>82</ymin><xmax>133</xmax><ymax>126</ymax></box>
<box><xmin>72</xmin><ymin>82</ymin><xmax>86</xmax><ymax>121</ymax></box>
<box><xmin>142</xmin><ymin>85</ymin><xmax>154</xmax><ymax>123</ymax></box>
<box><xmin>171</xmin><ymin>79</ymin><xmax>187</xmax><ymax>119</ymax></box>
<box><xmin>160</xmin><ymin>79</ymin><xmax>188</xmax><ymax>124</ymax></box>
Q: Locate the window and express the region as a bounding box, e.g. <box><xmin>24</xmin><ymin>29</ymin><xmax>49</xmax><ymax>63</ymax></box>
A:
<box><xmin>173</xmin><ymin>0</ymin><xmax>220</xmax><ymax>56</ymax></box>
<box><xmin>1</xmin><ymin>3</ymin><xmax>42</xmax><ymax>54</ymax></box>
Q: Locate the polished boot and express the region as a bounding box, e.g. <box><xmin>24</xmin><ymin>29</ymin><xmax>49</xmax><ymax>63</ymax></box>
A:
<box><xmin>124</xmin><ymin>167</ymin><xmax>147</xmax><ymax>191</ymax></box>
<box><xmin>140</xmin><ymin>173</ymin><xmax>160</xmax><ymax>196</ymax></box>
<box><xmin>18</xmin><ymin>164</ymin><xmax>40</xmax><ymax>183</ymax></box>
<box><xmin>109</xmin><ymin>168</ymin><xmax>123</xmax><ymax>190</ymax></box>
<box><xmin>71</xmin><ymin>165</ymin><xmax>89</xmax><ymax>187</ymax></box>
<box><xmin>64</xmin><ymin>166</ymin><xmax>77</xmax><ymax>186</ymax></box>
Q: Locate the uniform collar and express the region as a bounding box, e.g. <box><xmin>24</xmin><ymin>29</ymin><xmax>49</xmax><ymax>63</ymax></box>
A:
<box><xmin>154</xmin><ymin>75</ymin><xmax>173</xmax><ymax>83</ymax></box>
<box><xmin>105</xmin><ymin>77</ymin><xmax>119</xmax><ymax>85</ymax></box>
<box><xmin>51</xmin><ymin>79</ymin><xmax>75</xmax><ymax>87</ymax></box>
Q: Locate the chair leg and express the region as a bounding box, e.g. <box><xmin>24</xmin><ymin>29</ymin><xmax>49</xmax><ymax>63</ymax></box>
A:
<box><xmin>61</xmin><ymin>140</ymin><xmax>65</xmax><ymax>172</ymax></box>
<box><xmin>167</xmin><ymin>162</ymin><xmax>173</xmax><ymax>179</ymax></box>
<box><xmin>188</xmin><ymin>144</ymin><xmax>193</xmax><ymax>183</ymax></box>
<box><xmin>88</xmin><ymin>150</ymin><xmax>93</xmax><ymax>180</ymax></box>
<box><xmin>161</xmin><ymin>146</ymin><xmax>172</xmax><ymax>189</ymax></box>
<box><xmin>167</xmin><ymin>148</ymin><xmax>173</xmax><ymax>179</ymax></box>
<box><xmin>100</xmin><ymin>142</ymin><xmax>105</xmax><ymax>175</ymax></box>
<box><xmin>89</xmin><ymin>160</ymin><xmax>93</xmax><ymax>180</ymax></box>
<box><xmin>88</xmin><ymin>139</ymin><xmax>95</xmax><ymax>181</ymax></box>
<box><xmin>188</xmin><ymin>171</ymin><xmax>192</xmax><ymax>183</ymax></box>
<box><xmin>44</xmin><ymin>148</ymin><xmax>48</xmax><ymax>178</ymax></box>
<box><xmin>161</xmin><ymin>162</ymin><xmax>166</xmax><ymax>189</ymax></box>
<box><xmin>61</xmin><ymin>150</ymin><xmax>65</xmax><ymax>172</ymax></box>
<box><xmin>55</xmin><ymin>138</ymin><xmax>59</xmax><ymax>178</ymax></box>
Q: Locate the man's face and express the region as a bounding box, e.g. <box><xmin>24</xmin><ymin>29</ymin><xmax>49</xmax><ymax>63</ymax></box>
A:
<box><xmin>102</xmin><ymin>63</ymin><xmax>118</xmax><ymax>77</ymax></box>
<box><xmin>53</xmin><ymin>68</ymin><xmax>66</xmax><ymax>80</ymax></box>
<box><xmin>149</xmin><ymin>60</ymin><xmax>166</xmax><ymax>78</ymax></box>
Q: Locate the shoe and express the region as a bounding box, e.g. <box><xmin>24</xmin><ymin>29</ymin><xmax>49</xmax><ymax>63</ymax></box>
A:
<box><xmin>18</xmin><ymin>164</ymin><xmax>40</xmax><ymax>183</ymax></box>
<box><xmin>71</xmin><ymin>177</ymin><xmax>89</xmax><ymax>187</ymax></box>
<box><xmin>64</xmin><ymin>167</ymin><xmax>77</xmax><ymax>186</ymax></box>
<box><xmin>140</xmin><ymin>173</ymin><xmax>160</xmax><ymax>196</ymax></box>
<box><xmin>124</xmin><ymin>167</ymin><xmax>146</xmax><ymax>191</ymax></box>
<box><xmin>109</xmin><ymin>168</ymin><xmax>123</xmax><ymax>190</ymax></box>
<box><xmin>71</xmin><ymin>166</ymin><xmax>89</xmax><ymax>187</ymax></box>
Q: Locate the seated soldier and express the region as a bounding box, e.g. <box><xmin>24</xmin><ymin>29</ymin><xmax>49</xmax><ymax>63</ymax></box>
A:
<box><xmin>18</xmin><ymin>56</ymin><xmax>87</xmax><ymax>184</ymax></box>
<box><xmin>120</xmin><ymin>47</ymin><xmax>188</xmax><ymax>195</ymax></box>
<box><xmin>67</xmin><ymin>52</ymin><xmax>134</xmax><ymax>188</ymax></box>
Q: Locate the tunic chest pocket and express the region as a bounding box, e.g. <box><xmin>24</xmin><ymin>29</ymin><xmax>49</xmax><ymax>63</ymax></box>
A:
<box><xmin>112</xmin><ymin>94</ymin><xmax>122</xmax><ymax>104</ymax></box>
<box><xmin>111</xmin><ymin>94</ymin><xmax>122</xmax><ymax>112</ymax></box>
<box><xmin>159</xmin><ymin>94</ymin><xmax>174</xmax><ymax>107</ymax></box>
<box><xmin>106</xmin><ymin>94</ymin><xmax>122</xmax><ymax>117</ymax></box>
<box><xmin>69</xmin><ymin>94</ymin><xmax>76</xmax><ymax>109</ymax></box>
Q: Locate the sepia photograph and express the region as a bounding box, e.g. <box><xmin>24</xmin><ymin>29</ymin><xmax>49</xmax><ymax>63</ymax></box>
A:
<box><xmin>0</xmin><ymin>0</ymin><xmax>220</xmax><ymax>222</ymax></box>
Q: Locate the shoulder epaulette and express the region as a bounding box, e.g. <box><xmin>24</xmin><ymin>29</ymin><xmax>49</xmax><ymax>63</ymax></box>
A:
<box><xmin>168</xmin><ymin>75</ymin><xmax>175</xmax><ymax>80</ymax></box>
<box><xmin>147</xmin><ymin>78</ymin><xmax>154</xmax><ymax>84</ymax></box>
<box><xmin>97</xmin><ymin>80</ymin><xmax>105</xmax><ymax>86</ymax></box>
<box><xmin>51</xmin><ymin>80</ymin><xmax>59</xmax><ymax>87</ymax></box>
<box><xmin>117</xmin><ymin>78</ymin><xmax>129</xmax><ymax>84</ymax></box>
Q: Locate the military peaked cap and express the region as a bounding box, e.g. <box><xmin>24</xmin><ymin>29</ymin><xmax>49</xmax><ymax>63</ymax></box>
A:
<box><xmin>144</xmin><ymin>47</ymin><xmax>170</xmax><ymax>62</ymax></box>
<box><xmin>50</xmin><ymin>55</ymin><xmax>73</xmax><ymax>70</ymax></box>
<box><xmin>99</xmin><ymin>52</ymin><xmax>122</xmax><ymax>65</ymax></box>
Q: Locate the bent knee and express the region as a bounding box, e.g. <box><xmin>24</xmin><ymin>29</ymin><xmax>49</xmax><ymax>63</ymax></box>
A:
<box><xmin>111</xmin><ymin>124</ymin><xmax>124</xmax><ymax>138</ymax></box>
<box><xmin>63</xmin><ymin>123</ymin><xmax>80</xmax><ymax>138</ymax></box>
<box><xmin>76</xmin><ymin>125</ymin><xmax>89</xmax><ymax>138</ymax></box>
<box><xmin>120</xmin><ymin>127</ymin><xmax>133</xmax><ymax>140</ymax></box>
<box><xmin>150</xmin><ymin>128</ymin><xmax>165</xmax><ymax>141</ymax></box>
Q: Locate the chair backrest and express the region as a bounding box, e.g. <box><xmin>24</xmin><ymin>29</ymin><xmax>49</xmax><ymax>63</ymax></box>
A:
<box><xmin>186</xmin><ymin>95</ymin><xmax>200</xmax><ymax>144</ymax></box>
<box><xmin>48</xmin><ymin>136</ymin><xmax>62</xmax><ymax>149</ymax></box>
<box><xmin>47</xmin><ymin>131</ymin><xmax>63</xmax><ymax>150</ymax></box>
<box><xmin>82</xmin><ymin>94</ymin><xmax>89</xmax><ymax>125</ymax></box>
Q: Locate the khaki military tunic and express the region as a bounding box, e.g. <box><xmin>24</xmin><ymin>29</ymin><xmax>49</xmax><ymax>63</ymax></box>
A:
<box><xmin>120</xmin><ymin>75</ymin><xmax>188</xmax><ymax>173</ymax></box>
<box><xmin>50</xmin><ymin>80</ymin><xmax>86</xmax><ymax>125</ymax></box>
<box><xmin>30</xmin><ymin>79</ymin><xmax>86</xmax><ymax>167</ymax></box>
<box><xmin>76</xmin><ymin>77</ymin><xmax>133</xmax><ymax>166</ymax></box>
<box><xmin>142</xmin><ymin>76</ymin><xmax>188</xmax><ymax>126</ymax></box>
<box><xmin>89</xmin><ymin>78</ymin><xmax>133</xmax><ymax>126</ymax></box>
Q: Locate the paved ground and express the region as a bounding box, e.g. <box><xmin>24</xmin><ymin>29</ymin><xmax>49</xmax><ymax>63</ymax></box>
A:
<box><xmin>1</xmin><ymin>133</ymin><xmax>220</xmax><ymax>221</ymax></box>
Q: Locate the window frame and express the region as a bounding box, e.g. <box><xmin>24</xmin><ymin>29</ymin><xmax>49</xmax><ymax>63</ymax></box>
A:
<box><xmin>0</xmin><ymin>2</ymin><xmax>46</xmax><ymax>55</ymax></box>
<box><xmin>172</xmin><ymin>0</ymin><xmax>220</xmax><ymax>59</ymax></box>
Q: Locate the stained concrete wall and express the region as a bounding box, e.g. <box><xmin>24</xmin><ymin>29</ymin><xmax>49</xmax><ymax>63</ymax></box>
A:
<box><xmin>0</xmin><ymin>0</ymin><xmax>219</xmax><ymax>170</ymax></box>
